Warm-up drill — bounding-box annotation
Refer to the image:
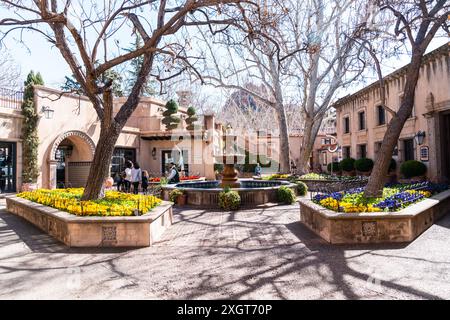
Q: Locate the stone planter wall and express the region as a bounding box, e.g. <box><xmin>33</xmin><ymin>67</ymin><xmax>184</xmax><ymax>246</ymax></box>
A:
<box><xmin>298</xmin><ymin>189</ymin><xmax>450</xmax><ymax>244</ymax></box>
<box><xmin>5</xmin><ymin>196</ymin><xmax>173</xmax><ymax>247</ymax></box>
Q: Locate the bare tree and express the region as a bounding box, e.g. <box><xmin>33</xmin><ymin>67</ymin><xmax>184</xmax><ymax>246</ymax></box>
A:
<box><xmin>0</xmin><ymin>0</ymin><xmax>258</xmax><ymax>200</ymax></box>
<box><xmin>284</xmin><ymin>0</ymin><xmax>374</xmax><ymax>174</ymax></box>
<box><xmin>0</xmin><ymin>48</ymin><xmax>21</xmax><ymax>89</ymax></box>
<box><xmin>195</xmin><ymin>1</ymin><xmax>308</xmax><ymax>173</ymax></box>
<box><xmin>216</xmin><ymin>83</ymin><xmax>302</xmax><ymax>135</ymax></box>
<box><xmin>364</xmin><ymin>0</ymin><xmax>450</xmax><ymax>197</ymax></box>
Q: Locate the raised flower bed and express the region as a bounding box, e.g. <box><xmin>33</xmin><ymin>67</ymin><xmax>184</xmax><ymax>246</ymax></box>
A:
<box><xmin>6</xmin><ymin>188</ymin><xmax>173</xmax><ymax>247</ymax></box>
<box><xmin>299</xmin><ymin>181</ymin><xmax>450</xmax><ymax>244</ymax></box>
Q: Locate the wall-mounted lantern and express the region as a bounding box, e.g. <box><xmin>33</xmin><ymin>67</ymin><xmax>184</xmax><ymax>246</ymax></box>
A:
<box><xmin>151</xmin><ymin>147</ymin><xmax>156</xmax><ymax>160</ymax></box>
<box><xmin>203</xmin><ymin>130</ymin><xmax>209</xmax><ymax>143</ymax></box>
<box><xmin>415</xmin><ymin>130</ymin><xmax>426</xmax><ymax>145</ymax></box>
<box><xmin>41</xmin><ymin>106</ymin><xmax>54</xmax><ymax>119</ymax></box>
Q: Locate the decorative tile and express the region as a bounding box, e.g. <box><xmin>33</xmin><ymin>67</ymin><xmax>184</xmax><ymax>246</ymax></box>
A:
<box><xmin>102</xmin><ymin>226</ymin><xmax>117</xmax><ymax>241</ymax></box>
<box><xmin>362</xmin><ymin>221</ymin><xmax>377</xmax><ymax>236</ymax></box>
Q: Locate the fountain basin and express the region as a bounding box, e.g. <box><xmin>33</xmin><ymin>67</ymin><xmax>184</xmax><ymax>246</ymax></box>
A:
<box><xmin>162</xmin><ymin>179</ymin><xmax>298</xmax><ymax>208</ymax></box>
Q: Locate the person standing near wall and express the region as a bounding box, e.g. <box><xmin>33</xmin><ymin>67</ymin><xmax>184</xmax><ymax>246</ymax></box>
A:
<box><xmin>131</xmin><ymin>162</ymin><xmax>142</xmax><ymax>194</ymax></box>
<box><xmin>167</xmin><ymin>162</ymin><xmax>180</xmax><ymax>184</ymax></box>
<box><xmin>124</xmin><ymin>160</ymin><xmax>133</xmax><ymax>193</ymax></box>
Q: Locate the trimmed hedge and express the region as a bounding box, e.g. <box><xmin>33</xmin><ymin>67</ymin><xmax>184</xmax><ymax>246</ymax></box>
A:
<box><xmin>296</xmin><ymin>181</ymin><xmax>308</xmax><ymax>196</ymax></box>
<box><xmin>339</xmin><ymin>158</ymin><xmax>355</xmax><ymax>172</ymax></box>
<box><xmin>327</xmin><ymin>162</ymin><xmax>340</xmax><ymax>172</ymax></box>
<box><xmin>400</xmin><ymin>160</ymin><xmax>427</xmax><ymax>178</ymax></box>
<box><xmin>218</xmin><ymin>190</ymin><xmax>241</xmax><ymax>210</ymax></box>
<box><xmin>277</xmin><ymin>186</ymin><xmax>296</xmax><ymax>204</ymax></box>
<box><xmin>355</xmin><ymin>158</ymin><xmax>374</xmax><ymax>172</ymax></box>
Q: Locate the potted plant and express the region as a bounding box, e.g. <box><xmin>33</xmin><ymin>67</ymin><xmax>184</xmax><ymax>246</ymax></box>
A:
<box><xmin>399</xmin><ymin>160</ymin><xmax>427</xmax><ymax>183</ymax></box>
<box><xmin>327</xmin><ymin>162</ymin><xmax>341</xmax><ymax>176</ymax></box>
<box><xmin>355</xmin><ymin>158</ymin><xmax>374</xmax><ymax>176</ymax></box>
<box><xmin>169</xmin><ymin>189</ymin><xmax>187</xmax><ymax>206</ymax></box>
<box><xmin>21</xmin><ymin>178</ymin><xmax>38</xmax><ymax>192</ymax></box>
<box><xmin>339</xmin><ymin>158</ymin><xmax>355</xmax><ymax>176</ymax></box>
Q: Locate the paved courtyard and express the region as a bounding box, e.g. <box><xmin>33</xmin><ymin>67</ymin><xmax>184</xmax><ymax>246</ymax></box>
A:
<box><xmin>1</xmin><ymin>199</ymin><xmax>450</xmax><ymax>299</ymax></box>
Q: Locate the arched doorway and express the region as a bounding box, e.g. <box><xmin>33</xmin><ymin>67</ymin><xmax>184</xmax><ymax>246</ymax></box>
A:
<box><xmin>48</xmin><ymin>131</ymin><xmax>96</xmax><ymax>189</ymax></box>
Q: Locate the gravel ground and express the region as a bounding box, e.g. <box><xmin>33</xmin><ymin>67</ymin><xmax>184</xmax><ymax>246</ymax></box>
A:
<box><xmin>1</xmin><ymin>199</ymin><xmax>450</xmax><ymax>300</ymax></box>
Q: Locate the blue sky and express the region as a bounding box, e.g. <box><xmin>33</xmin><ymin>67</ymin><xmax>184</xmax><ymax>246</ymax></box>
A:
<box><xmin>0</xmin><ymin>4</ymin><xmax>448</xmax><ymax>100</ymax></box>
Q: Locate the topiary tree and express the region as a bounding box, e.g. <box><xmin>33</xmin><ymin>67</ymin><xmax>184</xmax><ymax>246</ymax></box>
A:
<box><xmin>21</xmin><ymin>71</ymin><xmax>44</xmax><ymax>184</ymax></box>
<box><xmin>400</xmin><ymin>160</ymin><xmax>427</xmax><ymax>178</ymax></box>
<box><xmin>185</xmin><ymin>106</ymin><xmax>198</xmax><ymax>131</ymax></box>
<box><xmin>355</xmin><ymin>158</ymin><xmax>374</xmax><ymax>172</ymax></box>
<box><xmin>162</xmin><ymin>99</ymin><xmax>180</xmax><ymax>131</ymax></box>
<box><xmin>339</xmin><ymin>158</ymin><xmax>355</xmax><ymax>172</ymax></box>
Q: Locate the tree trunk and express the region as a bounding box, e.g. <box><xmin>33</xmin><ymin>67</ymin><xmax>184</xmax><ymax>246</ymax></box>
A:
<box><xmin>81</xmin><ymin>88</ymin><xmax>121</xmax><ymax>200</ymax></box>
<box><xmin>276</xmin><ymin>106</ymin><xmax>291</xmax><ymax>173</ymax></box>
<box><xmin>364</xmin><ymin>50</ymin><xmax>424</xmax><ymax>197</ymax></box>
<box><xmin>81</xmin><ymin>125</ymin><xmax>121</xmax><ymax>200</ymax></box>
<box><xmin>298</xmin><ymin>116</ymin><xmax>322</xmax><ymax>174</ymax></box>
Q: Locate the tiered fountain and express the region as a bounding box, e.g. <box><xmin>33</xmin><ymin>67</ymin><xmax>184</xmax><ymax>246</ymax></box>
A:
<box><xmin>215</xmin><ymin>129</ymin><xmax>245</xmax><ymax>188</ymax></box>
<box><xmin>162</xmin><ymin>127</ymin><xmax>297</xmax><ymax>207</ymax></box>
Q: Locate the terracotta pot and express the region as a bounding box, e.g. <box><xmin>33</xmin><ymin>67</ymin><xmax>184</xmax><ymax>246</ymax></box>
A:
<box><xmin>177</xmin><ymin>194</ymin><xmax>187</xmax><ymax>206</ymax></box>
<box><xmin>385</xmin><ymin>173</ymin><xmax>397</xmax><ymax>184</ymax></box>
<box><xmin>21</xmin><ymin>182</ymin><xmax>38</xmax><ymax>192</ymax></box>
<box><xmin>399</xmin><ymin>175</ymin><xmax>427</xmax><ymax>184</ymax></box>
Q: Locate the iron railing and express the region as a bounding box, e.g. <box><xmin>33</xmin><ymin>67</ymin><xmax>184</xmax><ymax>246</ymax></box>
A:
<box><xmin>0</xmin><ymin>87</ymin><xmax>23</xmax><ymax>110</ymax></box>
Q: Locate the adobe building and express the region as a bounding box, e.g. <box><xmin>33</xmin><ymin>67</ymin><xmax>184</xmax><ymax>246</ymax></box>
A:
<box><xmin>0</xmin><ymin>81</ymin><xmax>337</xmax><ymax>193</ymax></box>
<box><xmin>333</xmin><ymin>42</ymin><xmax>450</xmax><ymax>182</ymax></box>
<box><xmin>0</xmin><ymin>86</ymin><xmax>217</xmax><ymax>192</ymax></box>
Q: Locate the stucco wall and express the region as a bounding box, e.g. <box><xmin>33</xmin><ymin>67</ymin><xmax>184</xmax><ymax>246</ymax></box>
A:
<box><xmin>335</xmin><ymin>44</ymin><xmax>450</xmax><ymax>181</ymax></box>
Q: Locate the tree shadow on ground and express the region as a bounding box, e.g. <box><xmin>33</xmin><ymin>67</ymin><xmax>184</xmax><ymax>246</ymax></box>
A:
<box><xmin>0</xmin><ymin>210</ymin><xmax>135</xmax><ymax>254</ymax></box>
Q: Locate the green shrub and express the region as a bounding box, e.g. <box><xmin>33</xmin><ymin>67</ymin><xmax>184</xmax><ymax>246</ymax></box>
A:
<box><xmin>162</xmin><ymin>99</ymin><xmax>180</xmax><ymax>130</ymax></box>
<box><xmin>400</xmin><ymin>160</ymin><xmax>427</xmax><ymax>178</ymax></box>
<box><xmin>218</xmin><ymin>189</ymin><xmax>241</xmax><ymax>210</ymax></box>
<box><xmin>185</xmin><ymin>106</ymin><xmax>198</xmax><ymax>131</ymax></box>
<box><xmin>355</xmin><ymin>158</ymin><xmax>374</xmax><ymax>172</ymax></box>
<box><xmin>339</xmin><ymin>158</ymin><xmax>355</xmax><ymax>172</ymax></box>
<box><xmin>22</xmin><ymin>71</ymin><xmax>44</xmax><ymax>183</ymax></box>
<box><xmin>277</xmin><ymin>186</ymin><xmax>296</xmax><ymax>204</ymax></box>
<box><xmin>169</xmin><ymin>189</ymin><xmax>184</xmax><ymax>202</ymax></box>
<box><xmin>296</xmin><ymin>181</ymin><xmax>308</xmax><ymax>196</ymax></box>
<box><xmin>389</xmin><ymin>158</ymin><xmax>397</xmax><ymax>172</ymax></box>
<box><xmin>327</xmin><ymin>162</ymin><xmax>340</xmax><ymax>172</ymax></box>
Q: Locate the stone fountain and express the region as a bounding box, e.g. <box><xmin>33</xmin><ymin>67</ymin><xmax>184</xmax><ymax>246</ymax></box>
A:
<box><xmin>214</xmin><ymin>128</ymin><xmax>245</xmax><ymax>188</ymax></box>
<box><xmin>161</xmin><ymin>125</ymin><xmax>297</xmax><ymax>208</ymax></box>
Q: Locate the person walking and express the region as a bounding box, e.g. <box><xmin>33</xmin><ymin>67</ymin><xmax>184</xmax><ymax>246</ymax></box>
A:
<box><xmin>142</xmin><ymin>170</ymin><xmax>149</xmax><ymax>194</ymax></box>
<box><xmin>131</xmin><ymin>162</ymin><xmax>142</xmax><ymax>194</ymax></box>
<box><xmin>124</xmin><ymin>160</ymin><xmax>133</xmax><ymax>193</ymax></box>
